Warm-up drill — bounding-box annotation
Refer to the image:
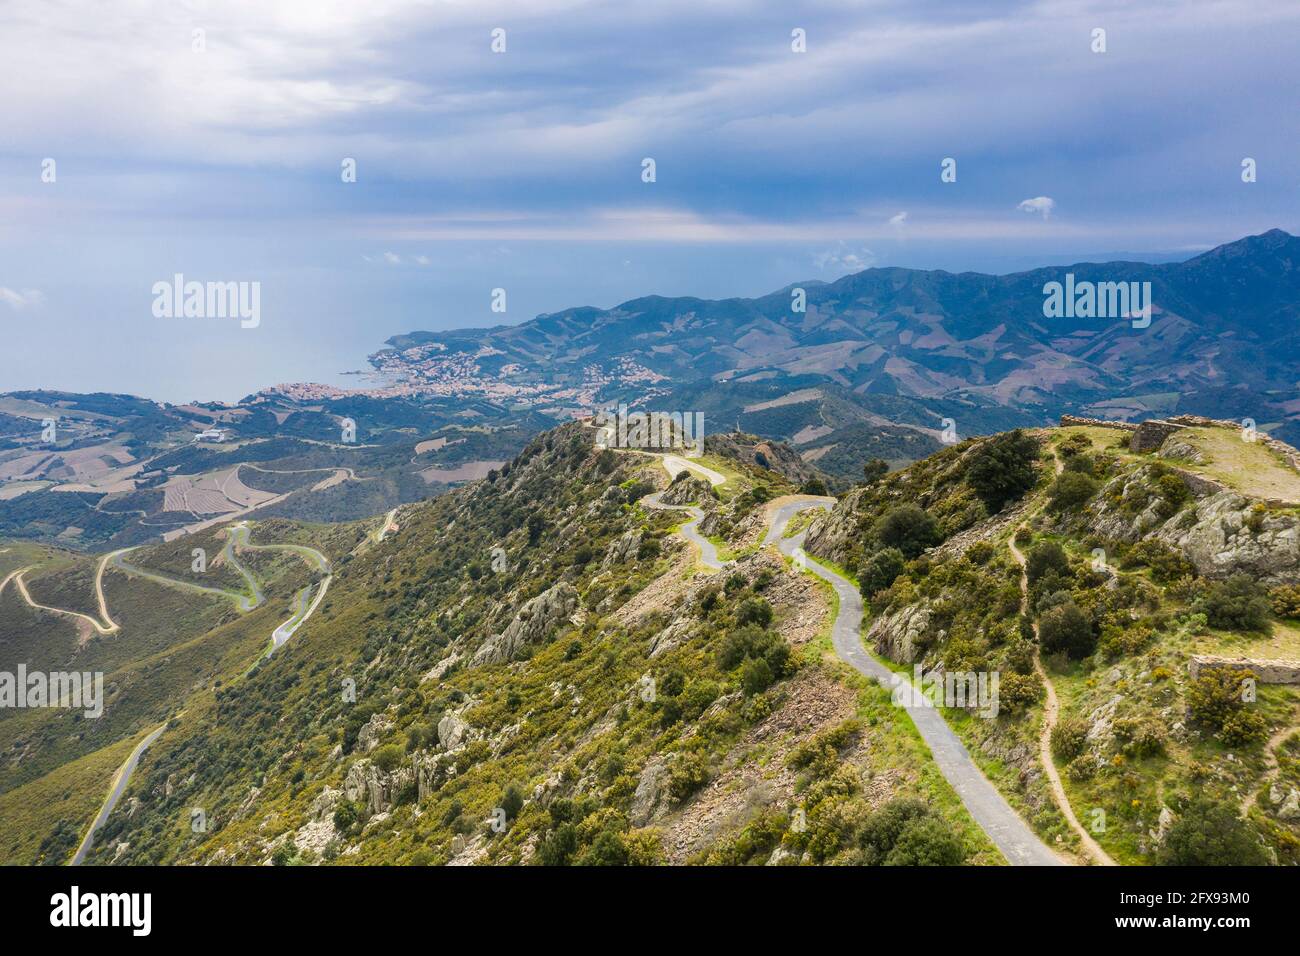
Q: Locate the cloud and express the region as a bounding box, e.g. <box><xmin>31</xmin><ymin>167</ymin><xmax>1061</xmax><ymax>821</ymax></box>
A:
<box><xmin>1017</xmin><ymin>197</ymin><xmax>1055</xmax><ymax>220</ymax></box>
<box><xmin>382</xmin><ymin>251</ymin><xmax>402</xmax><ymax>264</ymax></box>
<box><xmin>889</xmin><ymin>211</ymin><xmax>909</xmax><ymax>227</ymax></box>
<box><xmin>813</xmin><ymin>244</ymin><xmax>876</xmax><ymax>274</ymax></box>
<box><xmin>0</xmin><ymin>287</ymin><xmax>44</xmax><ymax>309</ymax></box>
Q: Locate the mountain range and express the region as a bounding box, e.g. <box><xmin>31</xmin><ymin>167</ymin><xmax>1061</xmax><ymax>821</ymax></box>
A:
<box><xmin>373</xmin><ymin>228</ymin><xmax>1300</xmax><ymax>476</ymax></box>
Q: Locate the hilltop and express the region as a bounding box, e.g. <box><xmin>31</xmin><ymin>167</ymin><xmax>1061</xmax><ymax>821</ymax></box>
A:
<box><xmin>804</xmin><ymin>415</ymin><xmax>1300</xmax><ymax>864</ymax></box>
<box><xmin>4</xmin><ymin>414</ymin><xmax>1298</xmax><ymax>866</ymax></box>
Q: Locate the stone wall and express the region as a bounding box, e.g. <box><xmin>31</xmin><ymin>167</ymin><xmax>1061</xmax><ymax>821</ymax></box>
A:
<box><xmin>1188</xmin><ymin>655</ymin><xmax>1300</xmax><ymax>685</ymax></box>
<box><xmin>1130</xmin><ymin>420</ymin><xmax>1188</xmax><ymax>453</ymax></box>
<box><xmin>1058</xmin><ymin>415</ymin><xmax>1139</xmax><ymax>431</ymax></box>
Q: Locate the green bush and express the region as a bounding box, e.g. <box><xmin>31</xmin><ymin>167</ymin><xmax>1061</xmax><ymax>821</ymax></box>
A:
<box><xmin>1268</xmin><ymin>584</ymin><xmax>1300</xmax><ymax>618</ymax></box>
<box><xmin>740</xmin><ymin>657</ymin><xmax>775</xmax><ymax>696</ymax></box>
<box><xmin>874</xmin><ymin>506</ymin><xmax>940</xmax><ymax>559</ymax></box>
<box><xmin>883</xmin><ymin>816</ymin><xmax>966</xmax><ymax>866</ymax></box>
<box><xmin>1047</xmin><ymin>471</ymin><xmax>1099</xmax><ymax>512</ymax></box>
<box><xmin>965</xmin><ymin>429</ymin><xmax>1039</xmax><ymax>511</ymax></box>
<box><xmin>1156</xmin><ymin>798</ymin><xmax>1268</xmax><ymax>866</ymax></box>
<box><xmin>1026</xmin><ymin>540</ymin><xmax>1070</xmax><ymax>587</ymax></box>
<box><xmin>1050</xmin><ymin>716</ymin><xmax>1089</xmax><ymax>761</ymax></box>
<box><xmin>1196</xmin><ymin>575</ymin><xmax>1270</xmax><ymax>632</ymax></box>
<box><xmin>859</xmin><ymin>547</ymin><xmax>906</xmax><ymax>597</ymax></box>
<box><xmin>372</xmin><ymin>744</ymin><xmax>403</xmax><ymax>773</ymax></box>
<box><xmin>1038</xmin><ymin>600</ymin><xmax>1095</xmax><ymax>659</ymax></box>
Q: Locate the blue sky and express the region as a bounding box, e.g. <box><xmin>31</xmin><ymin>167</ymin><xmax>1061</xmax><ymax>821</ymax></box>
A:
<box><xmin>1</xmin><ymin>0</ymin><xmax>1297</xmax><ymax>402</ymax></box>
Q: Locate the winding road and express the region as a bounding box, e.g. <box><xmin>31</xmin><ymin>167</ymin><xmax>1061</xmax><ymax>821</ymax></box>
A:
<box><xmin>763</xmin><ymin>497</ymin><xmax>1064</xmax><ymax>866</ymax></box>
<box><xmin>69</xmin><ymin>723</ymin><xmax>168</xmax><ymax>866</ymax></box>
<box><xmin>65</xmin><ymin>523</ymin><xmax>332</xmax><ymax>864</ymax></box>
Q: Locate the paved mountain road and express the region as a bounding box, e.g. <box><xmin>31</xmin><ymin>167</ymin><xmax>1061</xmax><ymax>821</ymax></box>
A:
<box><xmin>70</xmin><ymin>723</ymin><xmax>168</xmax><ymax>865</ymax></box>
<box><xmin>763</xmin><ymin>497</ymin><xmax>1065</xmax><ymax>867</ymax></box>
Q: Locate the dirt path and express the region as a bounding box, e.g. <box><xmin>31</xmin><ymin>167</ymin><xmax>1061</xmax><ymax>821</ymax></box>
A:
<box><xmin>1244</xmin><ymin>723</ymin><xmax>1297</xmax><ymax>812</ymax></box>
<box><xmin>1008</xmin><ymin>472</ymin><xmax>1117</xmax><ymax>866</ymax></box>
<box><xmin>13</xmin><ymin>568</ymin><xmax>119</xmax><ymax>636</ymax></box>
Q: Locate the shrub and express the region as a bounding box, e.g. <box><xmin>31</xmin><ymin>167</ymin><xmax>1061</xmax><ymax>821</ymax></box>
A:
<box><xmin>1220</xmin><ymin>708</ymin><xmax>1269</xmax><ymax>747</ymax></box>
<box><xmin>1269</xmin><ymin>584</ymin><xmax>1300</xmax><ymax>619</ymax></box>
<box><xmin>859</xmin><ymin>547</ymin><xmax>906</xmax><ymax>597</ymax></box>
<box><xmin>965</xmin><ymin>429</ymin><xmax>1039</xmax><ymax>511</ymax></box>
<box><xmin>883</xmin><ymin>816</ymin><xmax>966</xmax><ymax>866</ymax></box>
<box><xmin>1186</xmin><ymin>667</ymin><xmax>1256</xmax><ymax>737</ymax></box>
<box><xmin>1113</xmin><ymin>716</ymin><xmax>1166</xmax><ymax>758</ymax></box>
<box><xmin>717</xmin><ymin>624</ymin><xmax>790</xmax><ymax>677</ymax></box>
<box><xmin>1038</xmin><ymin>600</ymin><xmax>1095</xmax><ymax>659</ymax></box>
<box><xmin>874</xmin><ymin>506</ymin><xmax>940</xmax><ymax>558</ymax></box>
<box><xmin>740</xmin><ymin>657</ymin><xmax>775</xmax><ymax>696</ymax></box>
<box><xmin>332</xmin><ymin>801</ymin><xmax>359</xmax><ymax>832</ymax></box>
<box><xmin>372</xmin><ymin>744</ymin><xmax>403</xmax><ymax>773</ymax></box>
<box><xmin>997</xmin><ymin>671</ymin><xmax>1044</xmax><ymax>713</ymax></box>
<box><xmin>1051</xmin><ymin>716</ymin><xmax>1089</xmax><ymax>761</ymax></box>
<box><xmin>857</xmin><ymin>797</ymin><xmax>929</xmax><ymax>862</ymax></box>
<box><xmin>1154</xmin><ymin>474</ymin><xmax>1191</xmax><ymax>518</ymax></box>
<box><xmin>1123</xmin><ymin>540</ymin><xmax>1196</xmax><ymax>583</ymax></box>
<box><xmin>965</xmin><ymin>540</ymin><xmax>995</xmax><ymax>565</ymax></box>
<box><xmin>735</xmin><ymin>597</ymin><xmax>773</xmax><ymax>628</ymax></box>
<box><xmin>1195</xmin><ymin>575</ymin><xmax>1270</xmax><ymax>632</ymax></box>
<box><xmin>667</xmin><ymin>753</ymin><xmax>709</xmax><ymax>801</ymax></box>
<box><xmin>500</xmin><ymin>784</ymin><xmax>525</xmax><ymax>821</ymax></box>
<box><xmin>862</xmin><ymin>459</ymin><xmax>889</xmax><ymax>484</ymax></box>
<box><xmin>1156</xmin><ymin>798</ymin><xmax>1269</xmax><ymax>866</ymax></box>
<box><xmin>1098</xmin><ymin>624</ymin><xmax>1154</xmax><ymax>659</ymax></box>
<box><xmin>1025</xmin><ymin>540</ymin><xmax>1070</xmax><ymax>586</ymax></box>
<box><xmin>800</xmin><ymin>477</ymin><xmax>829</xmax><ymax>496</ymax></box>
<box><xmin>1047</xmin><ymin>471</ymin><xmax>1100</xmax><ymax>512</ymax></box>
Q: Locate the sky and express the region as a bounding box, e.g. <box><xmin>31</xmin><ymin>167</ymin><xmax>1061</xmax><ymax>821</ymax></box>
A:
<box><xmin>1</xmin><ymin>0</ymin><xmax>1297</xmax><ymax>403</ymax></box>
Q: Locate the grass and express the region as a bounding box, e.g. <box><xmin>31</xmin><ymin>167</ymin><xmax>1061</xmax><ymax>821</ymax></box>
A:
<box><xmin>0</xmin><ymin>730</ymin><xmax>144</xmax><ymax>865</ymax></box>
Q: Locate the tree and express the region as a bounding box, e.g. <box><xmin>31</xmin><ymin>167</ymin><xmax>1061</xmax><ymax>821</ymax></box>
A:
<box><xmin>1156</xmin><ymin>799</ymin><xmax>1268</xmax><ymax>866</ymax></box>
<box><xmin>874</xmin><ymin>505</ymin><xmax>940</xmax><ymax>558</ymax></box>
<box><xmin>1038</xmin><ymin>600</ymin><xmax>1095</xmax><ymax>659</ymax></box>
<box><xmin>862</xmin><ymin>458</ymin><xmax>889</xmax><ymax>485</ymax></box>
<box><xmin>966</xmin><ymin>429</ymin><xmax>1039</xmax><ymax>511</ymax></box>
<box><xmin>1025</xmin><ymin>540</ymin><xmax>1070</xmax><ymax>586</ymax></box>
<box><xmin>1047</xmin><ymin>471</ymin><xmax>1099</xmax><ymax>512</ymax></box>
<box><xmin>800</xmin><ymin>476</ymin><xmax>829</xmax><ymax>496</ymax></box>
<box><xmin>500</xmin><ymin>783</ymin><xmax>525</xmax><ymax>822</ymax></box>
<box><xmin>860</xmin><ymin>547</ymin><xmax>905</xmax><ymax>597</ymax></box>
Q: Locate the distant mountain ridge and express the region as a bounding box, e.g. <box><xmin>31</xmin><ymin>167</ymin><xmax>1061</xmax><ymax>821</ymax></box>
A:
<box><xmin>374</xmin><ymin>229</ymin><xmax>1300</xmax><ymax>461</ymax></box>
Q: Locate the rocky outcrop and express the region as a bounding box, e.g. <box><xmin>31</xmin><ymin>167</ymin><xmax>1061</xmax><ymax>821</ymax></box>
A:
<box><xmin>660</xmin><ymin>476</ymin><xmax>715</xmax><ymax>506</ymax></box>
<box><xmin>356</xmin><ymin>713</ymin><xmax>393</xmax><ymax>753</ymax></box>
<box><xmin>865</xmin><ymin>603</ymin><xmax>934</xmax><ymax>663</ymax></box>
<box><xmin>1088</xmin><ymin>469</ymin><xmax>1300</xmax><ymax>583</ymax></box>
<box><xmin>804</xmin><ymin>486</ymin><xmax>864</xmax><ymax>567</ymax></box>
<box><xmin>629</xmin><ymin>757</ymin><xmax>673</xmax><ymax>826</ymax></box>
<box><xmin>1189</xmin><ymin>656</ymin><xmax>1300</xmax><ymax>685</ymax></box>
<box><xmin>601</xmin><ymin>530</ymin><xmax>642</xmax><ymax>569</ymax></box>
<box><xmin>470</xmin><ymin>581</ymin><xmax>580</xmax><ymax>667</ymax></box>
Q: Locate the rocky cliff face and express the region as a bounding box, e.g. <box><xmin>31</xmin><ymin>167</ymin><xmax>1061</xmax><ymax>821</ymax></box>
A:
<box><xmin>471</xmin><ymin>581</ymin><xmax>581</xmax><ymax>666</ymax></box>
<box><xmin>803</xmin><ymin>486</ymin><xmax>865</xmax><ymax>567</ymax></box>
<box><xmin>1087</xmin><ymin>468</ymin><xmax>1300</xmax><ymax>583</ymax></box>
